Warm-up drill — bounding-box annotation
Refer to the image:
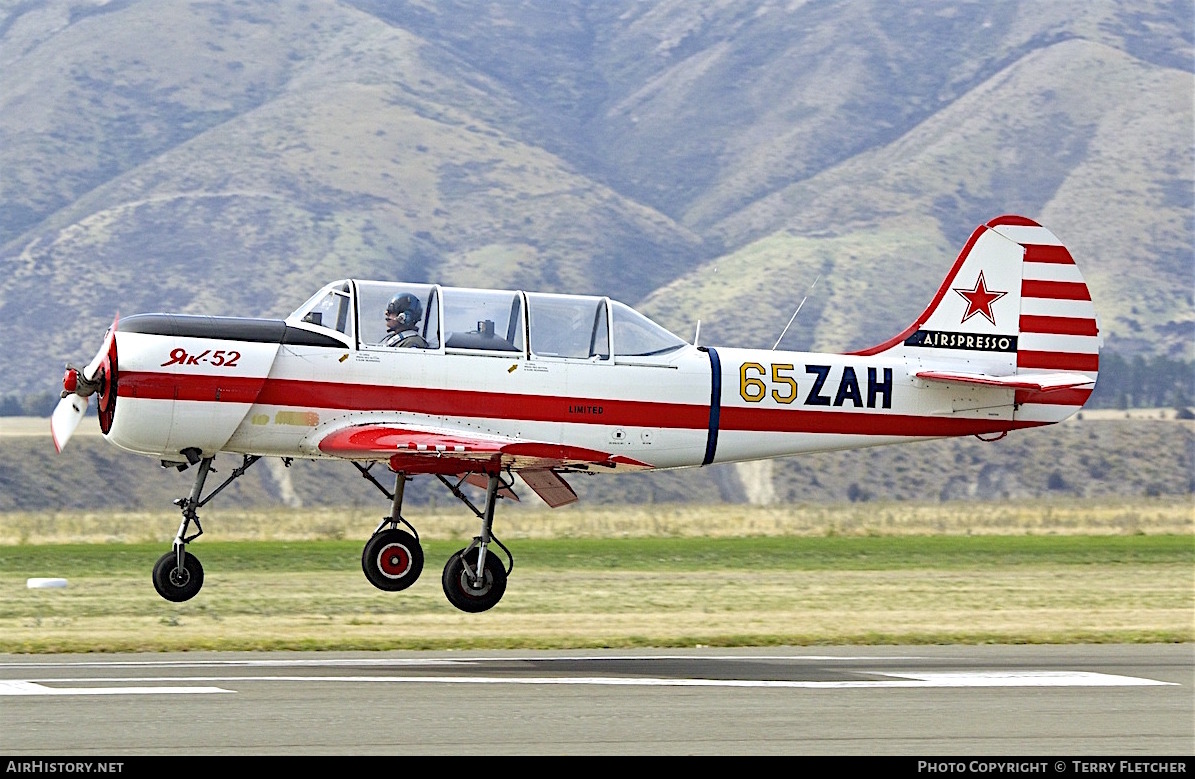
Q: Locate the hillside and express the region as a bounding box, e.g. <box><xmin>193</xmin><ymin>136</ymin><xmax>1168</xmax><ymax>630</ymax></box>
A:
<box><xmin>2</xmin><ymin>413</ymin><xmax>1190</xmax><ymax>513</ymax></box>
<box><xmin>0</xmin><ymin>0</ymin><xmax>1191</xmax><ymax>398</ymax></box>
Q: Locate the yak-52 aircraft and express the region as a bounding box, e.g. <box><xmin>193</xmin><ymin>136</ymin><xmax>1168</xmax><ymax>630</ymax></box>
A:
<box><xmin>52</xmin><ymin>215</ymin><xmax>1100</xmax><ymax>612</ymax></box>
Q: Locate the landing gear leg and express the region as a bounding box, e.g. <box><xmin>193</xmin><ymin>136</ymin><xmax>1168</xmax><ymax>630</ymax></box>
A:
<box><xmin>152</xmin><ymin>456</ymin><xmax>211</xmax><ymax>602</ymax></box>
<box><xmin>360</xmin><ymin>470</ymin><xmax>425</xmax><ymax>591</ymax></box>
<box><xmin>441</xmin><ymin>472</ymin><xmax>510</xmax><ymax>613</ymax></box>
<box><xmin>151</xmin><ymin>454</ymin><xmax>260</xmax><ymax>603</ymax></box>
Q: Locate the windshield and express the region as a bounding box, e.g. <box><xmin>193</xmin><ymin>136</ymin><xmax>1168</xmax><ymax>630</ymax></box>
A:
<box><xmin>293</xmin><ymin>282</ymin><xmax>353</xmax><ymax>337</ymax></box>
<box><xmin>610</xmin><ymin>300</ymin><xmax>687</xmax><ymax>357</ymax></box>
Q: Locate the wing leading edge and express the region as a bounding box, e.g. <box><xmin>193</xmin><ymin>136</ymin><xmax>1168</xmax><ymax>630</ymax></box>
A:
<box><xmin>315</xmin><ymin>423</ymin><xmax>651</xmax><ymax>508</ymax></box>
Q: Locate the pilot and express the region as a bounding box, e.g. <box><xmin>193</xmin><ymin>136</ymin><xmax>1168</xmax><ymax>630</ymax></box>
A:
<box><xmin>380</xmin><ymin>293</ymin><xmax>429</xmax><ymax>348</ymax></box>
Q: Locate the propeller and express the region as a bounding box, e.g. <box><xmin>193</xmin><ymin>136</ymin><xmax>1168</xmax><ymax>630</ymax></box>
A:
<box><xmin>51</xmin><ymin>314</ymin><xmax>118</xmax><ymax>453</ymax></box>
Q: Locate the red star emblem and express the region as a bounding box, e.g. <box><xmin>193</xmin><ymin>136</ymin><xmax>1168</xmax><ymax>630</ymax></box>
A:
<box><xmin>953</xmin><ymin>271</ymin><xmax>1007</xmax><ymax>326</ymax></box>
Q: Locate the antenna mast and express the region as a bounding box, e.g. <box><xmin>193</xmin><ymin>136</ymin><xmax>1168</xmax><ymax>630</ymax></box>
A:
<box><xmin>772</xmin><ymin>275</ymin><xmax>820</xmax><ymax>350</ymax></box>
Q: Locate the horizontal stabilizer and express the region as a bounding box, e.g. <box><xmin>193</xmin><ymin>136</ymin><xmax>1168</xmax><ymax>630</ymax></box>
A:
<box><xmin>916</xmin><ymin>370</ymin><xmax>1095</xmax><ymax>393</ymax></box>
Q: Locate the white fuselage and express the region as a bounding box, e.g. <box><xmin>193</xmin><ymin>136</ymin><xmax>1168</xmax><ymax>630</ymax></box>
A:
<box><xmin>105</xmin><ymin>322</ymin><xmax>1049</xmax><ymax>471</ymax></box>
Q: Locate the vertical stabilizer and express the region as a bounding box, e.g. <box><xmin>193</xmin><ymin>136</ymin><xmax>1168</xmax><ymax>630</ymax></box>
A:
<box><xmin>855</xmin><ymin>215</ymin><xmax>1100</xmax><ymax>424</ymax></box>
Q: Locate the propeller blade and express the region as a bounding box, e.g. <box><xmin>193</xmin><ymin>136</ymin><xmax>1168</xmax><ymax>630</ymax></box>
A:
<box><xmin>54</xmin><ymin>312</ymin><xmax>119</xmax><ymax>452</ymax></box>
<box><xmin>82</xmin><ymin>313</ymin><xmax>119</xmax><ymax>381</ymax></box>
<box><xmin>50</xmin><ymin>393</ymin><xmax>89</xmax><ymax>453</ymax></box>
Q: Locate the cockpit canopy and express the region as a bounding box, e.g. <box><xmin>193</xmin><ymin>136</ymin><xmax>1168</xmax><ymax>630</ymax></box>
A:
<box><xmin>287</xmin><ymin>280</ymin><xmax>690</xmax><ymax>360</ymax></box>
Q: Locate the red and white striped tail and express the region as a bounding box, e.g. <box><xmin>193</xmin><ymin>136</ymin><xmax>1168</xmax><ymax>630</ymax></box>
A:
<box><xmin>857</xmin><ymin>215</ymin><xmax>1100</xmax><ymax>425</ymax></box>
<box><xmin>988</xmin><ymin>215</ymin><xmax>1100</xmax><ymax>423</ymax></box>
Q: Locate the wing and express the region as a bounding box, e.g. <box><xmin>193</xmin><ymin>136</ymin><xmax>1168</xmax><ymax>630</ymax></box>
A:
<box><xmin>315</xmin><ymin>422</ymin><xmax>651</xmax><ymax>507</ymax></box>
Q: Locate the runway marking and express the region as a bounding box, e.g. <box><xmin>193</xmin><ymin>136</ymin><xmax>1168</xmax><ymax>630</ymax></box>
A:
<box><xmin>0</xmin><ymin>680</ymin><xmax>231</xmax><ymax>696</ymax></box>
<box><xmin>0</xmin><ymin>655</ymin><xmax>927</xmax><ymax>670</ymax></box>
<box><xmin>0</xmin><ymin>670</ymin><xmax>1172</xmax><ymax>695</ymax></box>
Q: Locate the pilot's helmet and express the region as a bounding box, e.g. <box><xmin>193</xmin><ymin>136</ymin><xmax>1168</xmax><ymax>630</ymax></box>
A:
<box><xmin>385</xmin><ymin>293</ymin><xmax>423</xmax><ymax>329</ymax></box>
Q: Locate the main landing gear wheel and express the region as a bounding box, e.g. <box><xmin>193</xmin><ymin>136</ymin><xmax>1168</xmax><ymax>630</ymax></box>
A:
<box><xmin>152</xmin><ymin>550</ymin><xmax>204</xmax><ymax>602</ymax></box>
<box><xmin>362</xmin><ymin>528</ymin><xmax>424</xmax><ymax>591</ymax></box>
<box><xmin>441</xmin><ymin>547</ymin><xmax>507</xmax><ymax>613</ymax></box>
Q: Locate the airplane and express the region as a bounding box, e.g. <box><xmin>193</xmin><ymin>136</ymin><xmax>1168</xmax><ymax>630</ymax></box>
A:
<box><xmin>51</xmin><ymin>214</ymin><xmax>1100</xmax><ymax>613</ymax></box>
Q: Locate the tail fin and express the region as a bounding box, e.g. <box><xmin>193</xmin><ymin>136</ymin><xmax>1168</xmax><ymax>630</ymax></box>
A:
<box><xmin>854</xmin><ymin>215</ymin><xmax>1101</xmax><ymax>424</ymax></box>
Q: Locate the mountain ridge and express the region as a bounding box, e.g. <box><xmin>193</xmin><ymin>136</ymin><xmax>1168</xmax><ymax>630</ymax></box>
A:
<box><xmin>1</xmin><ymin>0</ymin><xmax>1190</xmax><ymax>397</ymax></box>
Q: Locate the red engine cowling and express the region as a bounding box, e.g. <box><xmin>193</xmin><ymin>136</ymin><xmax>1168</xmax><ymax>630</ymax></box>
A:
<box><xmin>95</xmin><ymin>336</ymin><xmax>118</xmax><ymax>434</ymax></box>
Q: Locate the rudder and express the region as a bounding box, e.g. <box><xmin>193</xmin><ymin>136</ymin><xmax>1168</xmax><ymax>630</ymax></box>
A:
<box><xmin>855</xmin><ymin>215</ymin><xmax>1100</xmax><ymax>424</ymax></box>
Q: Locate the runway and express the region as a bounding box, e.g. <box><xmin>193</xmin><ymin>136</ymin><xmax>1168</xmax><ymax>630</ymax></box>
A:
<box><xmin>0</xmin><ymin>644</ymin><xmax>1190</xmax><ymax>755</ymax></box>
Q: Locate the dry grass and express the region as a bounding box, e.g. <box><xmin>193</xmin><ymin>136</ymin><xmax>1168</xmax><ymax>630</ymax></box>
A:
<box><xmin>4</xmin><ymin>563</ymin><xmax>1190</xmax><ymax>653</ymax></box>
<box><xmin>1</xmin><ymin>497</ymin><xmax>1189</xmax><ymax>546</ymax></box>
<box><xmin>2</xmin><ymin>500</ymin><xmax>1189</xmax><ymax>652</ymax></box>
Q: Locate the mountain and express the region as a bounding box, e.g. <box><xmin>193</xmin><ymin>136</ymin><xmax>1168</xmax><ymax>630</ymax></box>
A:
<box><xmin>1</xmin><ymin>413</ymin><xmax>1191</xmax><ymax>511</ymax></box>
<box><xmin>1</xmin><ymin>0</ymin><xmax>1191</xmax><ymax>398</ymax></box>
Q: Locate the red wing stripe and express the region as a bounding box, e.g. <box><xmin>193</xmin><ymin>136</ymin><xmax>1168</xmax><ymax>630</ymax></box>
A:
<box><xmin>1022</xmin><ymin>280</ymin><xmax>1091</xmax><ymax>301</ymax></box>
<box><xmin>319</xmin><ymin>425</ymin><xmax>621</xmax><ymax>467</ymax></box>
<box><xmin>1017</xmin><ymin>351</ymin><xmax>1099</xmax><ymax>371</ymax></box>
<box><xmin>502</xmin><ymin>441</ymin><xmax>612</xmax><ymax>461</ymax></box>
<box><xmin>321</xmin><ymin>427</ymin><xmax>492</xmax><ymax>453</ymax></box>
<box><xmin>1019</xmin><ymin>315</ymin><xmax>1099</xmax><ymax>336</ymax></box>
<box><xmin>1023</xmin><ymin>244</ymin><xmax>1074</xmax><ymax>264</ymax></box>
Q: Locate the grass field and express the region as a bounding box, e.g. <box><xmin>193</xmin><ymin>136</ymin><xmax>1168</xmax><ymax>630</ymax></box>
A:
<box><xmin>1</xmin><ymin>496</ymin><xmax>1191</xmax><ymax>544</ymax></box>
<box><xmin>0</xmin><ymin>499</ymin><xmax>1190</xmax><ymax>653</ymax></box>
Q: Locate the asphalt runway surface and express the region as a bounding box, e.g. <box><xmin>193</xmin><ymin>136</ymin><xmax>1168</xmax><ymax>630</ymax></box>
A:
<box><xmin>0</xmin><ymin>644</ymin><xmax>1190</xmax><ymax>756</ymax></box>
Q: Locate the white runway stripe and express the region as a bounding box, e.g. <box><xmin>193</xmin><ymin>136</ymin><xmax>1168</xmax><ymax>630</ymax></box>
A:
<box><xmin>0</xmin><ymin>671</ymin><xmax>1172</xmax><ymax>694</ymax></box>
<box><xmin>0</xmin><ymin>680</ymin><xmax>231</xmax><ymax>695</ymax></box>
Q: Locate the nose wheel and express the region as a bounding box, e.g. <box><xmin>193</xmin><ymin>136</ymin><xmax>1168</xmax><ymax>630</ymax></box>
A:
<box><xmin>152</xmin><ymin>549</ymin><xmax>204</xmax><ymax>602</ymax></box>
<box><xmin>149</xmin><ymin>453</ymin><xmax>261</xmax><ymax>603</ymax></box>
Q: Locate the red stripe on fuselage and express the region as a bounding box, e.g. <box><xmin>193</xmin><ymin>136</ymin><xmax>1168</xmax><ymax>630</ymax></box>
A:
<box><xmin>718</xmin><ymin>406</ymin><xmax>1034</xmax><ymax>436</ymax></box>
<box><xmin>116</xmin><ymin>371</ymin><xmax>266</xmax><ymax>402</ymax></box>
<box><xmin>118</xmin><ymin>370</ymin><xmax>1063</xmax><ymax>439</ymax></box>
<box><xmin>119</xmin><ymin>371</ymin><xmax>711</xmax><ymax>429</ymax></box>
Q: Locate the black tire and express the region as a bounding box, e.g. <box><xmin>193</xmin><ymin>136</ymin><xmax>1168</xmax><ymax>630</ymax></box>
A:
<box><xmin>441</xmin><ymin>547</ymin><xmax>507</xmax><ymax>613</ymax></box>
<box><xmin>152</xmin><ymin>550</ymin><xmax>204</xmax><ymax>603</ymax></box>
<box><xmin>362</xmin><ymin>528</ymin><xmax>424</xmax><ymax>592</ymax></box>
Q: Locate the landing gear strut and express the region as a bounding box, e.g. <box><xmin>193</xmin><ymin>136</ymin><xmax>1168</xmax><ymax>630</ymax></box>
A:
<box><xmin>355</xmin><ymin>463</ymin><xmax>514</xmax><ymax>612</ymax></box>
<box><xmin>359</xmin><ymin>470</ymin><xmax>424</xmax><ymax>591</ymax></box>
<box><xmin>151</xmin><ymin>453</ymin><xmax>261</xmax><ymax>603</ymax></box>
<box><xmin>441</xmin><ymin>472</ymin><xmax>510</xmax><ymax>613</ymax></box>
